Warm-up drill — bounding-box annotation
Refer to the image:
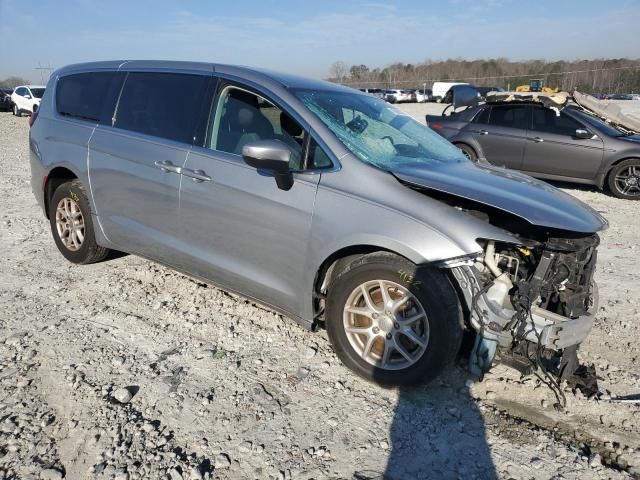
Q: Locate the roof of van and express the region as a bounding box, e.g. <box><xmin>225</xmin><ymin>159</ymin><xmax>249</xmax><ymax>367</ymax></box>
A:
<box><xmin>55</xmin><ymin>60</ymin><xmax>355</xmax><ymax>94</ymax></box>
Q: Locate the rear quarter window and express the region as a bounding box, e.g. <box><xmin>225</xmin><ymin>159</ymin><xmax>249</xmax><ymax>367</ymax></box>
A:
<box><xmin>56</xmin><ymin>72</ymin><xmax>123</xmax><ymax>123</ymax></box>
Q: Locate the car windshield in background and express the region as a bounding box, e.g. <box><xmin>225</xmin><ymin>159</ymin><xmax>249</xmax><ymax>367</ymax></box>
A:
<box><xmin>570</xmin><ymin>108</ymin><xmax>628</xmax><ymax>137</ymax></box>
<box><xmin>31</xmin><ymin>88</ymin><xmax>45</xmax><ymax>98</ymax></box>
<box><xmin>294</xmin><ymin>89</ymin><xmax>466</xmax><ymax>169</ymax></box>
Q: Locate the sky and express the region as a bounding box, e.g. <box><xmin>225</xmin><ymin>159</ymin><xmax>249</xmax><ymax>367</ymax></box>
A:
<box><xmin>1</xmin><ymin>0</ymin><xmax>639</xmax><ymax>82</ymax></box>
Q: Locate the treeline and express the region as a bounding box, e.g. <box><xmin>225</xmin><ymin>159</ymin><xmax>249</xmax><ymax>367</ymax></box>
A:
<box><xmin>329</xmin><ymin>58</ymin><xmax>640</xmax><ymax>94</ymax></box>
<box><xmin>0</xmin><ymin>77</ymin><xmax>30</xmax><ymax>89</ymax></box>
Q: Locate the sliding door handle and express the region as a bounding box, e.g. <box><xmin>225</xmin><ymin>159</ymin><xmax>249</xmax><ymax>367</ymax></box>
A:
<box><xmin>530</xmin><ymin>136</ymin><xmax>545</xmax><ymax>143</ymax></box>
<box><xmin>183</xmin><ymin>168</ymin><xmax>211</xmax><ymax>183</ymax></box>
<box><xmin>154</xmin><ymin>160</ymin><xmax>182</xmax><ymax>174</ymax></box>
<box><xmin>479</xmin><ymin>129</ymin><xmax>489</xmax><ymax>135</ymax></box>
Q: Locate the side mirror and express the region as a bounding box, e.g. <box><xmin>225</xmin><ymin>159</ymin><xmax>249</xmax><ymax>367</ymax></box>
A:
<box><xmin>575</xmin><ymin>128</ymin><xmax>592</xmax><ymax>139</ymax></box>
<box><xmin>242</xmin><ymin>140</ymin><xmax>294</xmax><ymax>191</ymax></box>
<box><xmin>25</xmin><ymin>94</ymin><xmax>32</xmax><ymax>99</ymax></box>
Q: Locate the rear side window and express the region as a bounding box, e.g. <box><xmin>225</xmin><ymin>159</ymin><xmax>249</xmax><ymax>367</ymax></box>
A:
<box><xmin>56</xmin><ymin>72</ymin><xmax>122</xmax><ymax>123</ymax></box>
<box><xmin>114</xmin><ymin>72</ymin><xmax>208</xmax><ymax>144</ymax></box>
<box><xmin>488</xmin><ymin>105</ymin><xmax>529</xmax><ymax>130</ymax></box>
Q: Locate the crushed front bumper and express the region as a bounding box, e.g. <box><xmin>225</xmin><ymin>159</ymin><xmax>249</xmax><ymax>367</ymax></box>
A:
<box><xmin>450</xmin><ymin>264</ymin><xmax>597</xmax><ymax>351</ymax></box>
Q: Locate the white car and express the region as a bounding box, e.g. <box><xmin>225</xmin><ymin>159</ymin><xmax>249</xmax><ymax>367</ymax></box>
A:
<box><xmin>414</xmin><ymin>89</ymin><xmax>431</xmax><ymax>103</ymax></box>
<box><xmin>11</xmin><ymin>85</ymin><xmax>46</xmax><ymax>116</ymax></box>
<box><xmin>431</xmin><ymin>82</ymin><xmax>469</xmax><ymax>103</ymax></box>
<box><xmin>384</xmin><ymin>89</ymin><xmax>412</xmax><ymax>103</ymax></box>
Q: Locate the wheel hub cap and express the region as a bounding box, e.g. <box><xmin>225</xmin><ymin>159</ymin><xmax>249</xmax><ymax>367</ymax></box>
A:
<box><xmin>55</xmin><ymin>197</ymin><xmax>85</xmax><ymax>251</ymax></box>
<box><xmin>343</xmin><ymin>279</ymin><xmax>429</xmax><ymax>371</ymax></box>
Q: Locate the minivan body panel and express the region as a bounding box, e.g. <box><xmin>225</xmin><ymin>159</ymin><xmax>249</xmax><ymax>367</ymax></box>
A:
<box><xmin>177</xmin><ymin>146</ymin><xmax>320</xmax><ymax>319</ymax></box>
<box><xmin>88</xmin><ymin>127</ymin><xmax>189</xmax><ymax>262</ymax></box>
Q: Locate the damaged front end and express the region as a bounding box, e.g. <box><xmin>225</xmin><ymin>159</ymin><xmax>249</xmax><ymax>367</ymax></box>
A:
<box><xmin>447</xmin><ymin>233</ymin><xmax>600</xmax><ymax>405</ymax></box>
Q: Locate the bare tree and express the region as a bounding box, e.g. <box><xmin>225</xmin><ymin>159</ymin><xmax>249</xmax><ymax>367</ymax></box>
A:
<box><xmin>329</xmin><ymin>61</ymin><xmax>349</xmax><ymax>83</ymax></box>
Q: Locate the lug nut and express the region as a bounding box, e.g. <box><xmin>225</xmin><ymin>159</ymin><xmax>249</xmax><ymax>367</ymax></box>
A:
<box><xmin>394</xmin><ymin>322</ymin><xmax>400</xmax><ymax>329</ymax></box>
<box><xmin>372</xmin><ymin>313</ymin><xmax>378</xmax><ymax>319</ymax></box>
<box><xmin>372</xmin><ymin>327</ymin><xmax>380</xmax><ymax>334</ymax></box>
<box><xmin>386</xmin><ymin>333</ymin><xmax>392</xmax><ymax>339</ymax></box>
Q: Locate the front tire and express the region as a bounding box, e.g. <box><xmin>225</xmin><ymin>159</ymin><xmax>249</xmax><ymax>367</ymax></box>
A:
<box><xmin>325</xmin><ymin>252</ymin><xmax>463</xmax><ymax>386</ymax></box>
<box><xmin>13</xmin><ymin>104</ymin><xmax>21</xmax><ymax>117</ymax></box>
<box><xmin>607</xmin><ymin>159</ymin><xmax>640</xmax><ymax>200</ymax></box>
<box><xmin>49</xmin><ymin>180</ymin><xmax>110</xmax><ymax>264</ymax></box>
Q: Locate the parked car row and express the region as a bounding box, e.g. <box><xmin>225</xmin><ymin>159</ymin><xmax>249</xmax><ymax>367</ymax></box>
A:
<box><xmin>359</xmin><ymin>83</ymin><xmax>506</xmax><ymax>104</ymax></box>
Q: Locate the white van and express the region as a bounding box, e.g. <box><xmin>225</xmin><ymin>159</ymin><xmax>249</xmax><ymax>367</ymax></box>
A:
<box><xmin>432</xmin><ymin>82</ymin><xmax>469</xmax><ymax>103</ymax></box>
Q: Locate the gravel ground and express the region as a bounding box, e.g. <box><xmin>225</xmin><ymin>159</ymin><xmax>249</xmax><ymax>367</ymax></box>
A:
<box><xmin>1</xmin><ymin>108</ymin><xmax>639</xmax><ymax>480</ymax></box>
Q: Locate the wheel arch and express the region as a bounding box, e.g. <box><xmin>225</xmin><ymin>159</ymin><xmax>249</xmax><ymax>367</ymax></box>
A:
<box><xmin>311</xmin><ymin>244</ymin><xmax>419</xmax><ymax>326</ymax></box>
<box><xmin>451</xmin><ymin>141</ymin><xmax>478</xmax><ymax>160</ymax></box>
<box><xmin>44</xmin><ymin>166</ymin><xmax>78</xmax><ymax>219</ymax></box>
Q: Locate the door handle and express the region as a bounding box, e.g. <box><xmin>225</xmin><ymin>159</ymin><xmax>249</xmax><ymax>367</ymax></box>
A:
<box><xmin>531</xmin><ymin>137</ymin><xmax>545</xmax><ymax>143</ymax></box>
<box><xmin>154</xmin><ymin>160</ymin><xmax>182</xmax><ymax>174</ymax></box>
<box><xmin>479</xmin><ymin>130</ymin><xmax>489</xmax><ymax>135</ymax></box>
<box><xmin>183</xmin><ymin>168</ymin><xmax>211</xmax><ymax>183</ymax></box>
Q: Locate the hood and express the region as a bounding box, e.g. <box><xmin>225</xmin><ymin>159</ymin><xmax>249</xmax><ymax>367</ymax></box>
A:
<box><xmin>392</xmin><ymin>161</ymin><xmax>608</xmax><ymax>233</ymax></box>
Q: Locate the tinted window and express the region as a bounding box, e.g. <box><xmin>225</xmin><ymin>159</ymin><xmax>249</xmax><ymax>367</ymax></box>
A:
<box><xmin>57</xmin><ymin>72</ymin><xmax>121</xmax><ymax>122</ymax></box>
<box><xmin>16</xmin><ymin>87</ymin><xmax>26</xmax><ymax>96</ymax></box>
<box><xmin>531</xmin><ymin>107</ymin><xmax>583</xmax><ymax>136</ymax></box>
<box><xmin>115</xmin><ymin>72</ymin><xmax>208</xmax><ymax>144</ymax></box>
<box><xmin>489</xmin><ymin>105</ymin><xmax>528</xmax><ymax>129</ymax></box>
<box><xmin>209</xmin><ymin>87</ymin><xmax>305</xmax><ymax>169</ymax></box>
<box><xmin>30</xmin><ymin>88</ymin><xmax>45</xmax><ymax>98</ymax></box>
<box><xmin>473</xmin><ymin>107</ymin><xmax>490</xmax><ymax>124</ymax></box>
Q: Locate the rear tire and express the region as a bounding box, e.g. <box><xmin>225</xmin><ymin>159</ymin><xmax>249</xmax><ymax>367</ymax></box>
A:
<box><xmin>607</xmin><ymin>159</ymin><xmax>640</xmax><ymax>200</ymax></box>
<box><xmin>456</xmin><ymin>143</ymin><xmax>477</xmax><ymax>161</ymax></box>
<box><xmin>325</xmin><ymin>252</ymin><xmax>463</xmax><ymax>387</ymax></box>
<box><xmin>49</xmin><ymin>180</ymin><xmax>111</xmax><ymax>264</ymax></box>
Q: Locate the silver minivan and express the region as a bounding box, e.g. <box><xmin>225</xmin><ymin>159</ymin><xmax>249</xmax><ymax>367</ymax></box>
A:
<box><xmin>29</xmin><ymin>61</ymin><xmax>607</xmax><ymax>386</ymax></box>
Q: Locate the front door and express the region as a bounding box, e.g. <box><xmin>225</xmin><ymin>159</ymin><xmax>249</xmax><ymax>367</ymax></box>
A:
<box><xmin>177</xmin><ymin>84</ymin><xmax>320</xmax><ymax>318</ymax></box>
<box><xmin>521</xmin><ymin>106</ymin><xmax>604</xmax><ymax>180</ymax></box>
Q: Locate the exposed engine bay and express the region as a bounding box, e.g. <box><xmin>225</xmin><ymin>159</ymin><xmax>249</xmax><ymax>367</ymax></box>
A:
<box><xmin>422</xmin><ymin>191</ymin><xmax>603</xmax><ymax>409</ymax></box>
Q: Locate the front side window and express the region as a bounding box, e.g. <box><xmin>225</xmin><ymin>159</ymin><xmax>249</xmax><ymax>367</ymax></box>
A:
<box><xmin>531</xmin><ymin>107</ymin><xmax>583</xmax><ymax>137</ymax></box>
<box><xmin>294</xmin><ymin>88</ymin><xmax>466</xmax><ymax>170</ymax></box>
<box><xmin>209</xmin><ymin>87</ymin><xmax>306</xmax><ymax>169</ymax></box>
<box><xmin>114</xmin><ymin>72</ymin><xmax>208</xmax><ymax>144</ymax></box>
<box><xmin>473</xmin><ymin>107</ymin><xmax>491</xmax><ymax>124</ymax></box>
<box><xmin>489</xmin><ymin>105</ymin><xmax>529</xmax><ymax>129</ymax></box>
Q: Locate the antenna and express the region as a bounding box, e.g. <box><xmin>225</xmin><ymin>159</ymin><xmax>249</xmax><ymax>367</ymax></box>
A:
<box><xmin>34</xmin><ymin>62</ymin><xmax>54</xmax><ymax>84</ymax></box>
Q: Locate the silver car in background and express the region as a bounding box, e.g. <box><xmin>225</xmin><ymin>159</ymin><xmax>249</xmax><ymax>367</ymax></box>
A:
<box><xmin>29</xmin><ymin>61</ymin><xmax>607</xmax><ymax>386</ymax></box>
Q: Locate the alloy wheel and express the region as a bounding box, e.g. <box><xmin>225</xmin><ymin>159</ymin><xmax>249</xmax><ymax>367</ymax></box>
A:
<box><xmin>55</xmin><ymin>197</ymin><xmax>85</xmax><ymax>251</ymax></box>
<box><xmin>614</xmin><ymin>165</ymin><xmax>640</xmax><ymax>197</ymax></box>
<box><xmin>343</xmin><ymin>279</ymin><xmax>429</xmax><ymax>370</ymax></box>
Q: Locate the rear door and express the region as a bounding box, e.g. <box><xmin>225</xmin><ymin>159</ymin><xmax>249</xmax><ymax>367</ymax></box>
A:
<box><xmin>521</xmin><ymin>106</ymin><xmax>603</xmax><ymax>180</ymax></box>
<box><xmin>466</xmin><ymin>104</ymin><xmax>529</xmax><ymax>169</ymax></box>
<box><xmin>88</xmin><ymin>71</ymin><xmax>209</xmax><ymax>263</ymax></box>
<box><xmin>177</xmin><ymin>82</ymin><xmax>322</xmax><ymax>318</ymax></box>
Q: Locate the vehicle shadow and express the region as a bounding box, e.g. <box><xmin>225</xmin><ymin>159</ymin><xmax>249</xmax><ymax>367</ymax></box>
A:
<box><xmin>545</xmin><ymin>180</ymin><xmax>601</xmax><ymax>194</ymax></box>
<box><xmin>362</xmin><ymin>365</ymin><xmax>497</xmax><ymax>480</ymax></box>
